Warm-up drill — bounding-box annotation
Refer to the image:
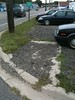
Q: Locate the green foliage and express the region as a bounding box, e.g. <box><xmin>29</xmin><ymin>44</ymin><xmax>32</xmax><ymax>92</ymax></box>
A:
<box><xmin>13</xmin><ymin>0</ymin><xmax>32</xmax><ymax>4</ymax></box>
<box><xmin>34</xmin><ymin>0</ymin><xmax>42</xmax><ymax>7</ymax></box>
<box><xmin>54</xmin><ymin>1</ymin><xmax>58</xmax><ymax>5</ymax></box>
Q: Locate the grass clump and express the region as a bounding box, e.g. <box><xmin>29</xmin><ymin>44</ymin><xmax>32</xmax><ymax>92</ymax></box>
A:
<box><xmin>0</xmin><ymin>18</ymin><xmax>37</xmax><ymax>53</ymax></box>
<box><xmin>11</xmin><ymin>87</ymin><xmax>20</xmax><ymax>96</ymax></box>
<box><xmin>56</xmin><ymin>53</ymin><xmax>64</xmax><ymax>62</ymax></box>
<box><xmin>22</xmin><ymin>96</ymin><xmax>31</xmax><ymax>100</ymax></box>
<box><xmin>56</xmin><ymin>53</ymin><xmax>75</xmax><ymax>93</ymax></box>
<box><xmin>56</xmin><ymin>72</ymin><xmax>75</xmax><ymax>93</ymax></box>
<box><xmin>11</xmin><ymin>87</ymin><xmax>31</xmax><ymax>100</ymax></box>
<box><xmin>32</xmin><ymin>74</ymin><xmax>50</xmax><ymax>91</ymax></box>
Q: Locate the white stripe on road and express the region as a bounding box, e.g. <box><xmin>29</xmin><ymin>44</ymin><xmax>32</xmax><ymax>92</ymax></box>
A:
<box><xmin>0</xmin><ymin>23</ymin><xmax>7</xmax><ymax>27</ymax></box>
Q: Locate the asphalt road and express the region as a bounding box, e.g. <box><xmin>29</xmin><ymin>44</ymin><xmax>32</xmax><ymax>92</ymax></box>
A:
<box><xmin>0</xmin><ymin>8</ymin><xmax>45</xmax><ymax>32</ymax></box>
<box><xmin>0</xmin><ymin>77</ymin><xmax>21</xmax><ymax>100</ymax></box>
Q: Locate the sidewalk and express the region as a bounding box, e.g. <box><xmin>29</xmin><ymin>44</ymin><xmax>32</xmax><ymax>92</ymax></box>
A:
<box><xmin>0</xmin><ymin>25</ymin><xmax>75</xmax><ymax>100</ymax></box>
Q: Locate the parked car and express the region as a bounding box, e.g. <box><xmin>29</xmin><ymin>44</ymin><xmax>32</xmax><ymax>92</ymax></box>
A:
<box><xmin>38</xmin><ymin>10</ymin><xmax>75</xmax><ymax>25</ymax></box>
<box><xmin>13</xmin><ymin>6</ymin><xmax>26</xmax><ymax>17</ymax></box>
<box><xmin>54</xmin><ymin>23</ymin><xmax>75</xmax><ymax>49</ymax></box>
<box><xmin>36</xmin><ymin>9</ymin><xmax>57</xmax><ymax>20</ymax></box>
<box><xmin>0</xmin><ymin>3</ymin><xmax>6</xmax><ymax>11</ymax></box>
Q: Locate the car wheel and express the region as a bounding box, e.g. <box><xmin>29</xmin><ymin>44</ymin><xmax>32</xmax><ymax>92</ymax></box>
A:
<box><xmin>67</xmin><ymin>36</ymin><xmax>75</xmax><ymax>49</ymax></box>
<box><xmin>44</xmin><ymin>20</ymin><xmax>50</xmax><ymax>26</ymax></box>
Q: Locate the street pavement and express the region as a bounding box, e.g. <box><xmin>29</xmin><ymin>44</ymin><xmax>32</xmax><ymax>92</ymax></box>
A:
<box><xmin>0</xmin><ymin>77</ymin><xmax>21</xmax><ymax>100</ymax></box>
<box><xmin>0</xmin><ymin>8</ymin><xmax>45</xmax><ymax>32</ymax></box>
<box><xmin>0</xmin><ymin>25</ymin><xmax>75</xmax><ymax>100</ymax></box>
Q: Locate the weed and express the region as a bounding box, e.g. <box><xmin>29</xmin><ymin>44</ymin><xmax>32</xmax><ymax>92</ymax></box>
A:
<box><xmin>32</xmin><ymin>74</ymin><xmax>50</xmax><ymax>91</ymax></box>
<box><xmin>22</xmin><ymin>96</ymin><xmax>31</xmax><ymax>100</ymax></box>
<box><xmin>11</xmin><ymin>87</ymin><xmax>20</xmax><ymax>96</ymax></box>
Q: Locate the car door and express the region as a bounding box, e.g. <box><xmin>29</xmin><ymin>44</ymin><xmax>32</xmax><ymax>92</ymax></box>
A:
<box><xmin>65</xmin><ymin>11</ymin><xmax>75</xmax><ymax>23</ymax></box>
<box><xmin>51</xmin><ymin>11</ymin><xmax>66</xmax><ymax>25</ymax></box>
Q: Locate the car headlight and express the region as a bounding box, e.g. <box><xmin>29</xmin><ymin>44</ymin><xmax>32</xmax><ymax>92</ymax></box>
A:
<box><xmin>54</xmin><ymin>29</ymin><xmax>59</xmax><ymax>35</ymax></box>
<box><xmin>38</xmin><ymin>17</ymin><xmax>43</xmax><ymax>20</ymax></box>
<box><xmin>56</xmin><ymin>29</ymin><xmax>59</xmax><ymax>34</ymax></box>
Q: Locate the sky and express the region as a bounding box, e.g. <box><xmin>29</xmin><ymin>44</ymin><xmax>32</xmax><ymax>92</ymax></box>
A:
<box><xmin>32</xmin><ymin>0</ymin><xmax>67</xmax><ymax>3</ymax></box>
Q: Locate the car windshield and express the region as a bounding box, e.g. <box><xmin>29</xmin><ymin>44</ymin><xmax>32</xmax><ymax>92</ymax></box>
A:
<box><xmin>45</xmin><ymin>10</ymin><xmax>56</xmax><ymax>15</ymax></box>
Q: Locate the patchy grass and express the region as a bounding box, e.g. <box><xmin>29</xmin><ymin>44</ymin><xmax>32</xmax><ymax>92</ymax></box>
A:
<box><xmin>56</xmin><ymin>53</ymin><xmax>75</xmax><ymax>93</ymax></box>
<box><xmin>22</xmin><ymin>96</ymin><xmax>31</xmax><ymax>100</ymax></box>
<box><xmin>0</xmin><ymin>18</ymin><xmax>37</xmax><ymax>53</ymax></box>
<box><xmin>56</xmin><ymin>53</ymin><xmax>64</xmax><ymax>62</ymax></box>
<box><xmin>56</xmin><ymin>73</ymin><xmax>75</xmax><ymax>93</ymax></box>
<box><xmin>11</xmin><ymin>87</ymin><xmax>20</xmax><ymax>96</ymax></box>
<box><xmin>11</xmin><ymin>87</ymin><xmax>31</xmax><ymax>100</ymax></box>
<box><xmin>32</xmin><ymin>74</ymin><xmax>50</xmax><ymax>91</ymax></box>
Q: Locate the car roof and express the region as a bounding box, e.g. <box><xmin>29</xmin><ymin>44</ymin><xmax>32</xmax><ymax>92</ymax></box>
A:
<box><xmin>59</xmin><ymin>23</ymin><xmax>75</xmax><ymax>30</ymax></box>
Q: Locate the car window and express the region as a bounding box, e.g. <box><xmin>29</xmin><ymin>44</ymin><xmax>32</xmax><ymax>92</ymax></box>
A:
<box><xmin>67</xmin><ymin>11</ymin><xmax>75</xmax><ymax>16</ymax></box>
<box><xmin>47</xmin><ymin>10</ymin><xmax>56</xmax><ymax>15</ymax></box>
<box><xmin>55</xmin><ymin>11</ymin><xmax>66</xmax><ymax>17</ymax></box>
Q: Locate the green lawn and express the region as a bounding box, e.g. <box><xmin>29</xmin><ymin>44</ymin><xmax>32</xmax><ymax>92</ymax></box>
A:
<box><xmin>0</xmin><ymin>18</ymin><xmax>37</xmax><ymax>53</ymax></box>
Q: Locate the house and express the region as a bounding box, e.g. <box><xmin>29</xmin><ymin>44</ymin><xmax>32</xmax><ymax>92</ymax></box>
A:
<box><xmin>58</xmin><ymin>2</ymin><xmax>69</xmax><ymax>7</ymax></box>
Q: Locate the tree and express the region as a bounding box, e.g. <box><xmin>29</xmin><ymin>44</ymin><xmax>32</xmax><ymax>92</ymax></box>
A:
<box><xmin>13</xmin><ymin>0</ymin><xmax>32</xmax><ymax>4</ymax></box>
<box><xmin>54</xmin><ymin>1</ymin><xmax>58</xmax><ymax>6</ymax></box>
<box><xmin>34</xmin><ymin>0</ymin><xmax>42</xmax><ymax>7</ymax></box>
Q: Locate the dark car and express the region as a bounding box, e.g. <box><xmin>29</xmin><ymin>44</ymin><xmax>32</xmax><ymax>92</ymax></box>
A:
<box><xmin>13</xmin><ymin>6</ymin><xmax>26</xmax><ymax>17</ymax></box>
<box><xmin>38</xmin><ymin>10</ymin><xmax>75</xmax><ymax>25</ymax></box>
<box><xmin>36</xmin><ymin>9</ymin><xmax>57</xmax><ymax>20</ymax></box>
<box><xmin>54</xmin><ymin>23</ymin><xmax>75</xmax><ymax>49</ymax></box>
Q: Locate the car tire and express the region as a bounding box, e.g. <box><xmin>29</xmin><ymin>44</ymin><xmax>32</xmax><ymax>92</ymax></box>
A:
<box><xmin>67</xmin><ymin>36</ymin><xmax>75</xmax><ymax>49</ymax></box>
<box><xmin>44</xmin><ymin>20</ymin><xmax>50</xmax><ymax>26</ymax></box>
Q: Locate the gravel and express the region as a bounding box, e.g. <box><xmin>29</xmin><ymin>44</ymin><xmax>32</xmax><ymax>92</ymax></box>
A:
<box><xmin>11</xmin><ymin>25</ymin><xmax>59</xmax><ymax>79</ymax></box>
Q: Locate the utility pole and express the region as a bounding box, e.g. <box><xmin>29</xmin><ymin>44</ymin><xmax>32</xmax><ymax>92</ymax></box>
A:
<box><xmin>45</xmin><ymin>0</ymin><xmax>47</xmax><ymax>11</ymax></box>
<box><xmin>6</xmin><ymin>0</ymin><xmax>15</xmax><ymax>33</ymax></box>
<box><xmin>49</xmin><ymin>0</ymin><xmax>50</xmax><ymax>8</ymax></box>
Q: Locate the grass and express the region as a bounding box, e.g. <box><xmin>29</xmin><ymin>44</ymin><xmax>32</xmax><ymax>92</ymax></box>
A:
<box><xmin>56</xmin><ymin>53</ymin><xmax>65</xmax><ymax>63</ymax></box>
<box><xmin>32</xmin><ymin>74</ymin><xmax>50</xmax><ymax>91</ymax></box>
<box><xmin>11</xmin><ymin>87</ymin><xmax>20</xmax><ymax>96</ymax></box>
<box><xmin>0</xmin><ymin>18</ymin><xmax>37</xmax><ymax>53</ymax></box>
<box><xmin>56</xmin><ymin>53</ymin><xmax>75</xmax><ymax>93</ymax></box>
<box><xmin>56</xmin><ymin>73</ymin><xmax>75</xmax><ymax>93</ymax></box>
<box><xmin>11</xmin><ymin>87</ymin><xmax>31</xmax><ymax>100</ymax></box>
<box><xmin>22</xmin><ymin>96</ymin><xmax>31</xmax><ymax>100</ymax></box>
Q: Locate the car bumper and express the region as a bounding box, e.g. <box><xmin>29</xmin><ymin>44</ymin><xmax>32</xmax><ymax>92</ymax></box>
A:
<box><xmin>38</xmin><ymin>20</ymin><xmax>44</xmax><ymax>24</ymax></box>
<box><xmin>54</xmin><ymin>31</ymin><xmax>67</xmax><ymax>45</ymax></box>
